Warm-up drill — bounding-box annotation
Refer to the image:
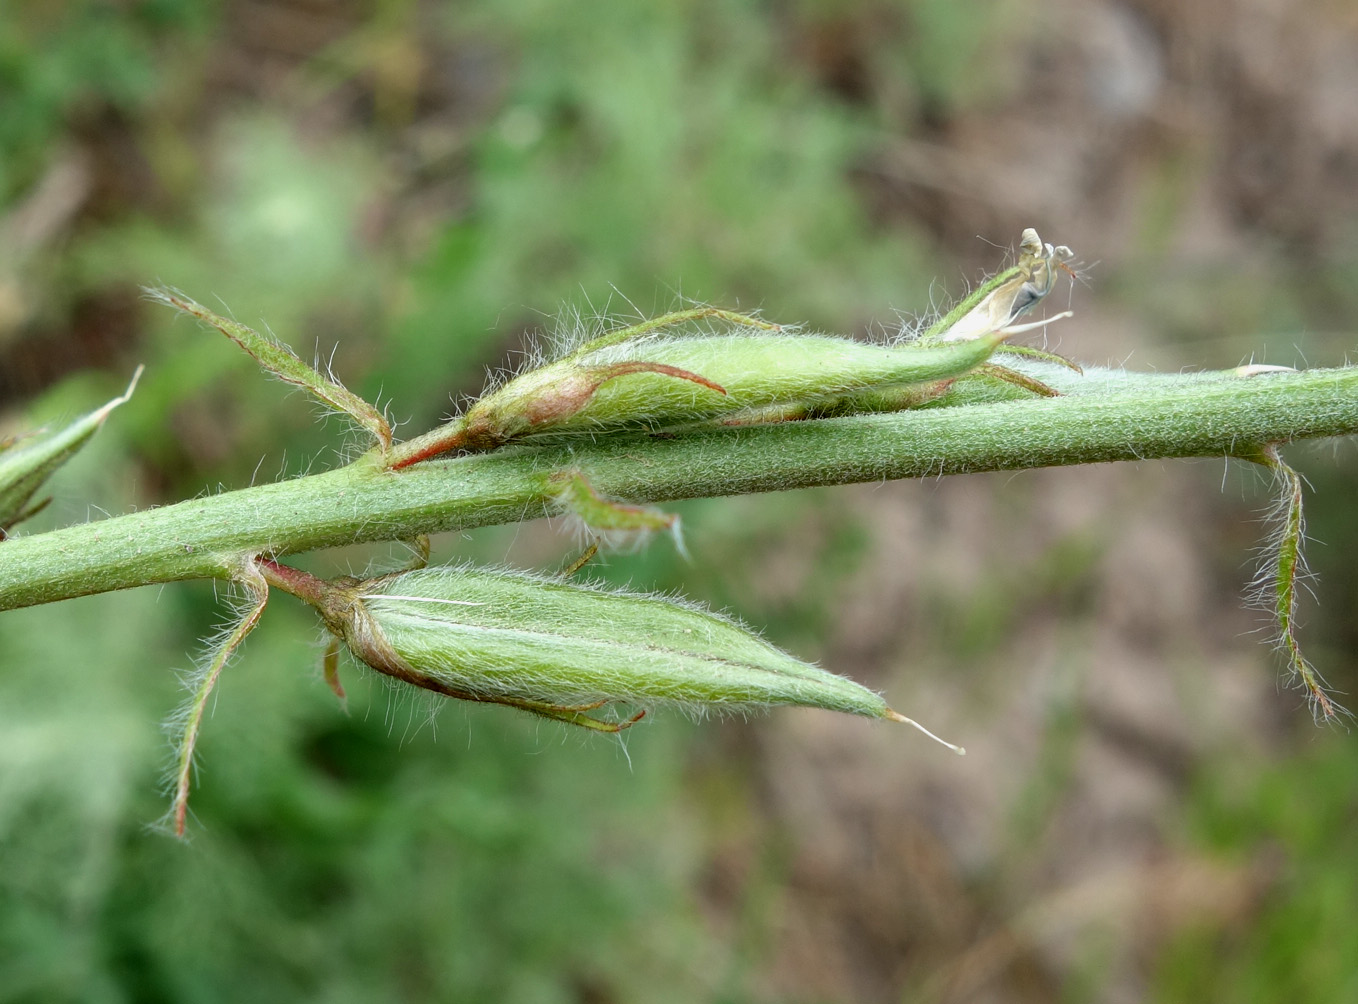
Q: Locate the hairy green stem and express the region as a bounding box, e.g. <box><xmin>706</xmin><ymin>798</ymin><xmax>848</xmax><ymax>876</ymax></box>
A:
<box><xmin>2</xmin><ymin>364</ymin><xmax>1355</xmax><ymax>612</ymax></box>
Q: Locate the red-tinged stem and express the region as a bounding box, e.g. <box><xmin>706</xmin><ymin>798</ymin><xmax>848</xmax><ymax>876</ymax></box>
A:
<box><xmin>387</xmin><ymin>423</ymin><xmax>470</xmax><ymax>470</ymax></box>
<box><xmin>256</xmin><ymin>557</ymin><xmax>334</xmax><ymax>606</ymax></box>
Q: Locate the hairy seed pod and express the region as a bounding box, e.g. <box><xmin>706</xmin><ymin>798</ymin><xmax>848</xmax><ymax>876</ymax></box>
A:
<box><xmin>457</xmin><ymin>330</ymin><xmax>1008</xmax><ymax>449</ymax></box>
<box><xmin>278</xmin><ymin>562</ymin><xmax>958</xmax><ymax>745</ymax></box>
<box><xmin>389</xmin><ymin>238</ymin><xmax>1075</xmax><ymax>468</ymax></box>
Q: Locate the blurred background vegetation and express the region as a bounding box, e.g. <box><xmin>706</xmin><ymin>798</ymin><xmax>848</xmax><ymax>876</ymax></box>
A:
<box><xmin>2</xmin><ymin>1</ymin><xmax>1357</xmax><ymax>1001</ymax></box>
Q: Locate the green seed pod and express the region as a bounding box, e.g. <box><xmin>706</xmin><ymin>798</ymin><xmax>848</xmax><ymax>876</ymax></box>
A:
<box><xmin>715</xmin><ymin>380</ymin><xmax>955</xmax><ymax>426</ymax></box>
<box><xmin>460</xmin><ymin>330</ymin><xmax>1007</xmax><ymax>448</ymax></box>
<box><xmin>390</xmin><ymin>324</ymin><xmax>1013</xmax><ymax>466</ymax></box>
<box><xmin>280</xmin><ymin>562</ymin><xmax>959</xmax><ymax>746</ymax></box>
<box><xmin>388</xmin><ymin>240</ymin><xmax>1076</xmax><ymax>469</ymax></box>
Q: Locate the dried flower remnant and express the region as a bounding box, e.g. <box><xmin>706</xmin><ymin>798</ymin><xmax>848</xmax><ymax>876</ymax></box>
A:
<box><xmin>930</xmin><ymin>228</ymin><xmax>1075</xmax><ymax>343</ymax></box>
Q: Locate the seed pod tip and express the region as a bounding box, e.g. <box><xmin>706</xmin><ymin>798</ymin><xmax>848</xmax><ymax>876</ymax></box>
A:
<box><xmin>886</xmin><ymin>708</ymin><xmax>966</xmax><ymax>754</ymax></box>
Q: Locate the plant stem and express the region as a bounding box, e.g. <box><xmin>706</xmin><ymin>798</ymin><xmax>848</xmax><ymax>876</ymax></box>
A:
<box><xmin>2</xmin><ymin>364</ymin><xmax>1355</xmax><ymax>612</ymax></box>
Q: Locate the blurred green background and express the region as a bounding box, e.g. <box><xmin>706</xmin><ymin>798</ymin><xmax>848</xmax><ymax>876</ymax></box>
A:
<box><xmin>2</xmin><ymin>1</ymin><xmax>1357</xmax><ymax>1001</ymax></box>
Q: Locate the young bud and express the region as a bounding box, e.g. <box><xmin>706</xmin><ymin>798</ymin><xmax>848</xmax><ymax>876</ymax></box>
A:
<box><xmin>545</xmin><ymin>468</ymin><xmax>683</xmax><ymax>554</ymax></box>
<box><xmin>267</xmin><ymin>561</ymin><xmax>960</xmax><ymax>748</ymax></box>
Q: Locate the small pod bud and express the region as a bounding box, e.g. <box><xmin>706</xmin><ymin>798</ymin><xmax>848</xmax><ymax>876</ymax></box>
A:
<box><xmin>545</xmin><ymin>468</ymin><xmax>684</xmax><ymax>554</ymax></box>
<box><xmin>274</xmin><ymin>562</ymin><xmax>959</xmax><ymax>748</ymax></box>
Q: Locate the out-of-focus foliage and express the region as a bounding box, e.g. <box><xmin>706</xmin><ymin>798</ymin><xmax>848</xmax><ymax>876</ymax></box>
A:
<box><xmin>0</xmin><ymin>0</ymin><xmax>207</xmax><ymax>203</ymax></box>
<box><xmin>2</xmin><ymin>1</ymin><xmax>1357</xmax><ymax>1002</ymax></box>
<box><xmin>1155</xmin><ymin>743</ymin><xmax>1358</xmax><ymax>1002</ymax></box>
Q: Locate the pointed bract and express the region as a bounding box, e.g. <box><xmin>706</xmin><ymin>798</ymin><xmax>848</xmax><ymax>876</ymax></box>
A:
<box><xmin>0</xmin><ymin>367</ymin><xmax>142</xmax><ymax>538</ymax></box>
<box><xmin>148</xmin><ymin>288</ymin><xmax>392</xmax><ymax>452</ymax></box>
